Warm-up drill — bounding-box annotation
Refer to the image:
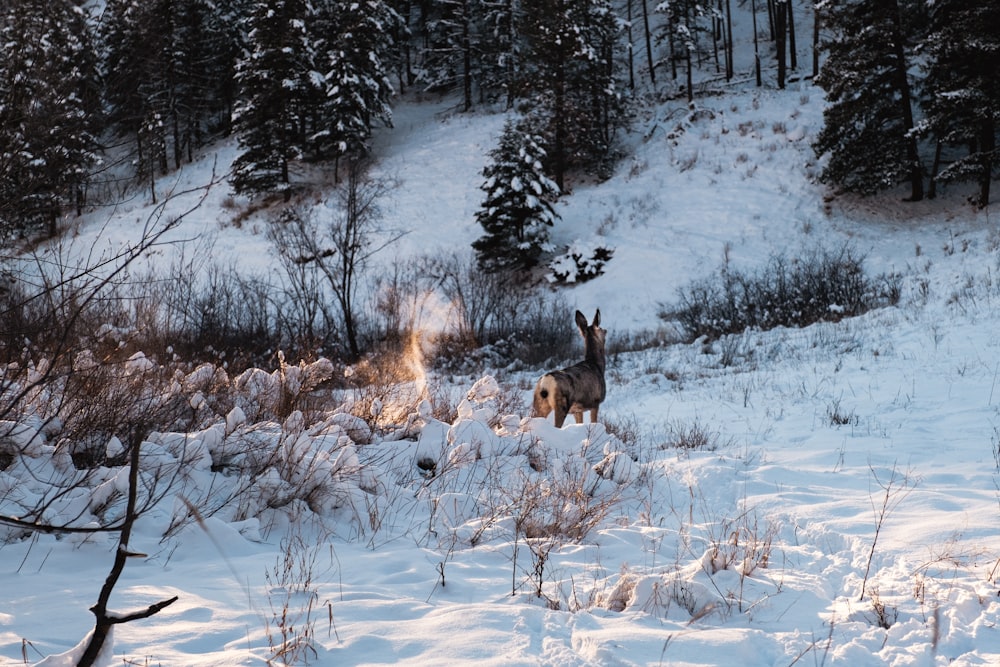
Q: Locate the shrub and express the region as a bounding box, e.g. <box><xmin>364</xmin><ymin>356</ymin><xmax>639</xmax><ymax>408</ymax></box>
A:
<box><xmin>547</xmin><ymin>241</ymin><xmax>614</xmax><ymax>285</ymax></box>
<box><xmin>425</xmin><ymin>254</ymin><xmax>578</xmax><ymax>371</ymax></box>
<box><xmin>665</xmin><ymin>245</ymin><xmax>900</xmax><ymax>341</ymax></box>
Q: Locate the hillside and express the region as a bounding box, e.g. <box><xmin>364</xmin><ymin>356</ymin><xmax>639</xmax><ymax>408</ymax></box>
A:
<box><xmin>3</xmin><ymin>6</ymin><xmax>1000</xmax><ymax>666</ymax></box>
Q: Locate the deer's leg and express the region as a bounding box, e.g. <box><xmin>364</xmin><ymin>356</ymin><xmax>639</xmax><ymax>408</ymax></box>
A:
<box><xmin>590</xmin><ymin>407</ymin><xmax>599</xmax><ymax>424</ymax></box>
<box><xmin>553</xmin><ymin>391</ymin><xmax>570</xmax><ymax>428</ymax></box>
<box><xmin>574</xmin><ymin>412</ymin><xmax>584</xmax><ymax>424</ymax></box>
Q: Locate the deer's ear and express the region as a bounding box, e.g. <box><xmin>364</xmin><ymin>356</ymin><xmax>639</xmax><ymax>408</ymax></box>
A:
<box><xmin>575</xmin><ymin>310</ymin><xmax>588</xmax><ymax>331</ymax></box>
<box><xmin>593</xmin><ymin>309</ymin><xmax>601</xmax><ymax>327</ymax></box>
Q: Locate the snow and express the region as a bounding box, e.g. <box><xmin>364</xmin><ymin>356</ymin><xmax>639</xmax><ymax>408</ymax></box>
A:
<box><xmin>4</xmin><ymin>22</ymin><xmax>1000</xmax><ymax>667</ymax></box>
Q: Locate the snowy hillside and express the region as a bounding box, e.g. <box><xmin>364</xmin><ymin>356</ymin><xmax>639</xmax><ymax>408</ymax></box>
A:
<box><xmin>3</xmin><ymin>22</ymin><xmax>1000</xmax><ymax>667</ymax></box>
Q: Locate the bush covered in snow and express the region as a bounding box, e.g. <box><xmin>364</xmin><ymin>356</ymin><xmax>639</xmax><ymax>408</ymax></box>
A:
<box><xmin>0</xmin><ymin>346</ymin><xmax>635</xmax><ymax>550</ymax></box>
<box><xmin>666</xmin><ymin>245</ymin><xmax>902</xmax><ymax>340</ymax></box>
<box><xmin>547</xmin><ymin>240</ymin><xmax>615</xmax><ymax>285</ymax></box>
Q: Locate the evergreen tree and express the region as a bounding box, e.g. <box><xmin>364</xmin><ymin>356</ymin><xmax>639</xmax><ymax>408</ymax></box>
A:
<box><xmin>100</xmin><ymin>0</ymin><xmax>241</xmax><ymax>185</ymax></box>
<box><xmin>231</xmin><ymin>0</ymin><xmax>325</xmax><ymax>199</ymax></box>
<box><xmin>102</xmin><ymin>0</ymin><xmax>238</xmax><ymax>169</ymax></box>
<box><xmin>921</xmin><ymin>0</ymin><xmax>1000</xmax><ymax>207</ymax></box>
<box><xmin>315</xmin><ymin>0</ymin><xmax>401</xmax><ymax>167</ymax></box>
<box><xmin>656</xmin><ymin>0</ymin><xmax>711</xmax><ymax>99</ymax></box>
<box><xmin>813</xmin><ymin>0</ymin><xmax>924</xmax><ymax>201</ymax></box>
<box><xmin>383</xmin><ymin>0</ymin><xmax>418</xmax><ymax>91</ymax></box>
<box><xmin>519</xmin><ymin>0</ymin><xmax>623</xmax><ymax>188</ymax></box>
<box><xmin>167</xmin><ymin>0</ymin><xmax>239</xmax><ymax>163</ymax></box>
<box><xmin>0</xmin><ymin>0</ymin><xmax>100</xmax><ymax>239</ymax></box>
<box><xmin>422</xmin><ymin>0</ymin><xmax>482</xmax><ymax>110</ymax></box>
<box><xmin>101</xmin><ymin>0</ymin><xmax>166</xmax><ymax>188</ymax></box>
<box><xmin>480</xmin><ymin>0</ymin><xmax>520</xmax><ymax>108</ymax></box>
<box><xmin>473</xmin><ymin>117</ymin><xmax>560</xmax><ymax>273</ymax></box>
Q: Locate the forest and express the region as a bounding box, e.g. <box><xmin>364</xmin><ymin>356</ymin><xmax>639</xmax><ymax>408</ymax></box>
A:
<box><xmin>1</xmin><ymin>0</ymin><xmax>997</xmax><ymax>248</ymax></box>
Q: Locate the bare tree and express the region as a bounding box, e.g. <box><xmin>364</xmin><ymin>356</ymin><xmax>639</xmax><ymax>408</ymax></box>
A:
<box><xmin>78</xmin><ymin>428</ymin><xmax>179</xmax><ymax>667</ymax></box>
<box><xmin>268</xmin><ymin>160</ymin><xmax>404</xmax><ymax>360</ymax></box>
<box><xmin>0</xmin><ymin>178</ymin><xmax>218</xmax><ymax>662</ymax></box>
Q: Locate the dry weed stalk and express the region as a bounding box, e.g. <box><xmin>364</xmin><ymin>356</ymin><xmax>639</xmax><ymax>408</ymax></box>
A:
<box><xmin>860</xmin><ymin>462</ymin><xmax>915</xmax><ymax>601</ymax></box>
<box><xmin>265</xmin><ymin>533</ymin><xmax>331</xmax><ymax>665</ymax></box>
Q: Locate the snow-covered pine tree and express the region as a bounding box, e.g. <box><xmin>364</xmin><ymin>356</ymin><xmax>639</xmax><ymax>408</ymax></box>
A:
<box><xmin>167</xmin><ymin>0</ymin><xmax>239</xmax><ymax>163</ymax></box>
<box><xmin>422</xmin><ymin>0</ymin><xmax>482</xmax><ymax>111</ymax></box>
<box><xmin>0</xmin><ymin>0</ymin><xmax>100</xmax><ymax>239</ymax></box>
<box><xmin>231</xmin><ymin>0</ymin><xmax>325</xmax><ymax>199</ymax></box>
<box><xmin>921</xmin><ymin>0</ymin><xmax>1000</xmax><ymax>207</ymax></box>
<box><xmin>655</xmin><ymin>0</ymin><xmax>712</xmax><ymax>99</ymax></box>
<box><xmin>480</xmin><ymin>0</ymin><xmax>520</xmax><ymax>108</ymax></box>
<box><xmin>315</xmin><ymin>0</ymin><xmax>401</xmax><ymax>169</ymax></box>
<box><xmin>214</xmin><ymin>0</ymin><xmax>255</xmax><ymax>136</ymax></box>
<box><xmin>813</xmin><ymin>0</ymin><xmax>924</xmax><ymax>201</ymax></box>
<box><xmin>519</xmin><ymin>0</ymin><xmax>623</xmax><ymax>188</ymax></box>
<box><xmin>100</xmin><ymin>0</ymin><xmax>240</xmax><ymax>183</ymax></box>
<box><xmin>473</xmin><ymin>117</ymin><xmax>560</xmax><ymax>273</ymax></box>
<box><xmin>102</xmin><ymin>0</ymin><xmax>148</xmax><ymax>180</ymax></box>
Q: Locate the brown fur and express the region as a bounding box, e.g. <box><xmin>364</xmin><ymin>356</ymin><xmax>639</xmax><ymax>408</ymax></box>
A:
<box><xmin>532</xmin><ymin>309</ymin><xmax>606</xmax><ymax>427</ymax></box>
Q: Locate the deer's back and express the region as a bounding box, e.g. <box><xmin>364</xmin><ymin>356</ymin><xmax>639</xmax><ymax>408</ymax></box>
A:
<box><xmin>551</xmin><ymin>360</ymin><xmax>606</xmax><ymax>407</ymax></box>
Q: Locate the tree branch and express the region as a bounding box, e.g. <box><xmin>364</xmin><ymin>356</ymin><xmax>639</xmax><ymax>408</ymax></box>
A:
<box><xmin>92</xmin><ymin>595</ymin><xmax>179</xmax><ymax>625</ymax></box>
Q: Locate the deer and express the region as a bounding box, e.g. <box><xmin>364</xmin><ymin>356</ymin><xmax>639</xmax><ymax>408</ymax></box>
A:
<box><xmin>532</xmin><ymin>309</ymin><xmax>606</xmax><ymax>428</ymax></box>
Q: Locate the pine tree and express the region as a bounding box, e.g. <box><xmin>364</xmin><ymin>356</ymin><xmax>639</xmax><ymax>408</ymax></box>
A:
<box><xmin>315</xmin><ymin>0</ymin><xmax>401</xmax><ymax>166</ymax></box>
<box><xmin>921</xmin><ymin>0</ymin><xmax>1000</xmax><ymax>207</ymax></box>
<box><xmin>214</xmin><ymin>0</ymin><xmax>256</xmax><ymax>135</ymax></box>
<box><xmin>480</xmin><ymin>0</ymin><xmax>521</xmax><ymax>108</ymax></box>
<box><xmin>422</xmin><ymin>0</ymin><xmax>482</xmax><ymax>110</ymax></box>
<box><xmin>231</xmin><ymin>0</ymin><xmax>325</xmax><ymax>199</ymax></box>
<box><xmin>519</xmin><ymin>0</ymin><xmax>623</xmax><ymax>188</ymax></box>
<box><xmin>0</xmin><ymin>0</ymin><xmax>100</xmax><ymax>239</ymax></box>
<box><xmin>813</xmin><ymin>0</ymin><xmax>924</xmax><ymax>201</ymax></box>
<box><xmin>167</xmin><ymin>0</ymin><xmax>239</xmax><ymax>164</ymax></box>
<box><xmin>656</xmin><ymin>0</ymin><xmax>711</xmax><ymax>100</ymax></box>
<box><xmin>473</xmin><ymin>117</ymin><xmax>560</xmax><ymax>273</ymax></box>
<box><xmin>100</xmin><ymin>0</ymin><xmax>241</xmax><ymax>186</ymax></box>
<box><xmin>101</xmin><ymin>0</ymin><xmax>174</xmax><ymax>183</ymax></box>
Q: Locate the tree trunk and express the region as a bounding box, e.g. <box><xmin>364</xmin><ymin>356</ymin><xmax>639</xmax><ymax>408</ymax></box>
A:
<box><xmin>928</xmin><ymin>140</ymin><xmax>941</xmax><ymax>200</ymax></box>
<box><xmin>641</xmin><ymin>0</ymin><xmax>655</xmax><ymax>85</ymax></box>
<box><xmin>776</xmin><ymin>0</ymin><xmax>787</xmax><ymax>89</ymax></box>
<box><xmin>685</xmin><ymin>44</ymin><xmax>693</xmax><ymax>103</ymax></box>
<box><xmin>173</xmin><ymin>107</ymin><xmax>182</xmax><ymax>171</ymax></box>
<box><xmin>812</xmin><ymin>3</ymin><xmax>820</xmax><ymax>79</ymax></box>
<box><xmin>787</xmin><ymin>0</ymin><xmax>797</xmax><ymax>70</ymax></box>
<box><xmin>724</xmin><ymin>0</ymin><xmax>734</xmax><ymax>80</ymax></box>
<box><xmin>753</xmin><ymin>0</ymin><xmax>762</xmax><ymax>86</ymax></box>
<box><xmin>552</xmin><ymin>61</ymin><xmax>567</xmax><ymax>191</ymax></box>
<box><xmin>977</xmin><ymin>117</ymin><xmax>994</xmax><ymax>207</ymax></box>
<box><xmin>888</xmin><ymin>0</ymin><xmax>922</xmax><ymax>201</ymax></box>
<box><xmin>626</xmin><ymin>0</ymin><xmax>636</xmax><ymax>89</ymax></box>
<box><xmin>712</xmin><ymin>12</ymin><xmax>721</xmax><ymax>74</ymax></box>
<box><xmin>78</xmin><ymin>434</ymin><xmax>179</xmax><ymax>667</ymax></box>
<box><xmin>462</xmin><ymin>0</ymin><xmax>472</xmax><ymax>111</ymax></box>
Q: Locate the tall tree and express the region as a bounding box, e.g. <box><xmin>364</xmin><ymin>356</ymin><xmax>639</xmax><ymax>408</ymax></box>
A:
<box><xmin>473</xmin><ymin>117</ymin><xmax>560</xmax><ymax>273</ymax></box>
<box><xmin>480</xmin><ymin>0</ymin><xmax>521</xmax><ymax>107</ymax></box>
<box><xmin>813</xmin><ymin>0</ymin><xmax>924</xmax><ymax>201</ymax></box>
<box><xmin>775</xmin><ymin>0</ymin><xmax>787</xmax><ymax>89</ymax></box>
<box><xmin>422</xmin><ymin>0</ymin><xmax>481</xmax><ymax>110</ymax></box>
<box><xmin>315</xmin><ymin>0</ymin><xmax>401</xmax><ymax>168</ymax></box>
<box><xmin>231</xmin><ymin>0</ymin><xmax>324</xmax><ymax>199</ymax></box>
<box><xmin>101</xmin><ymin>0</ymin><xmax>241</xmax><ymax>185</ymax></box>
<box><xmin>519</xmin><ymin>0</ymin><xmax>622</xmax><ymax>188</ymax></box>
<box><xmin>656</xmin><ymin>0</ymin><xmax>710</xmax><ymax>100</ymax></box>
<box><xmin>0</xmin><ymin>0</ymin><xmax>100</xmax><ymax>239</ymax></box>
<box><xmin>921</xmin><ymin>0</ymin><xmax>1000</xmax><ymax>207</ymax></box>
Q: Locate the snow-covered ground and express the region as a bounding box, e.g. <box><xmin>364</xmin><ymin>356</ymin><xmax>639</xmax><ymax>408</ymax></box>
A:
<box><xmin>4</xmin><ymin>36</ymin><xmax>1000</xmax><ymax>667</ymax></box>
